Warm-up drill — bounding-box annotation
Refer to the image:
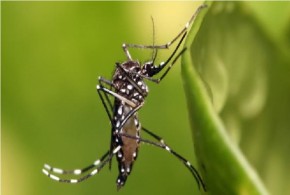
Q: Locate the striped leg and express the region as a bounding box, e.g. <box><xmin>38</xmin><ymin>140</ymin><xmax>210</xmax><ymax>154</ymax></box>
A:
<box><xmin>97</xmin><ymin>76</ymin><xmax>115</xmax><ymax>121</ymax></box>
<box><xmin>119</xmin><ymin>131</ymin><xmax>206</xmax><ymax>191</ymax></box>
<box><xmin>97</xmin><ymin>77</ymin><xmax>117</xmax><ymax>169</ymax></box>
<box><xmin>42</xmin><ymin>147</ymin><xmax>121</xmax><ymax>183</ymax></box>
<box><xmin>43</xmin><ymin>151</ymin><xmax>109</xmax><ymax>176</ymax></box>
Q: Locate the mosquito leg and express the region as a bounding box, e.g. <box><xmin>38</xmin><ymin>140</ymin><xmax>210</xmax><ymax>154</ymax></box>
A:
<box><xmin>97</xmin><ymin>77</ymin><xmax>123</xmax><ymax>169</ymax></box>
<box><xmin>122</xmin><ymin>4</ymin><xmax>207</xmax><ymax>60</ymax></box>
<box><xmin>43</xmin><ymin>150</ymin><xmax>110</xmax><ymax>179</ymax></box>
<box><xmin>117</xmin><ymin>103</ymin><xmax>144</xmax><ymax>131</ymax></box>
<box><xmin>97</xmin><ymin>80</ymin><xmax>144</xmax><ymax>169</ymax></box>
<box><xmin>97</xmin><ymin>85</ymin><xmax>136</xmax><ymax>108</ymax></box>
<box><xmin>142</xmin><ymin>126</ymin><xmax>165</xmax><ymax>144</ymax></box>
<box><xmin>42</xmin><ymin>147</ymin><xmax>121</xmax><ymax>183</ymax></box>
<box><xmin>156</xmin><ymin>47</ymin><xmax>187</xmax><ymax>83</ymax></box>
<box><xmin>97</xmin><ymin>76</ymin><xmax>116</xmax><ymax>121</ymax></box>
<box><xmin>138</xmin><ymin>33</ymin><xmax>187</xmax><ymax>84</ymax></box>
<box><xmin>142</xmin><ymin>128</ymin><xmax>206</xmax><ymax>191</ymax></box>
<box><xmin>119</xmin><ymin>132</ymin><xmax>206</xmax><ymax>191</ymax></box>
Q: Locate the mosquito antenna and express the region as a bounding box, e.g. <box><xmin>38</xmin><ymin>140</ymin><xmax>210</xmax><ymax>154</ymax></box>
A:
<box><xmin>151</xmin><ymin>16</ymin><xmax>158</xmax><ymax>64</ymax></box>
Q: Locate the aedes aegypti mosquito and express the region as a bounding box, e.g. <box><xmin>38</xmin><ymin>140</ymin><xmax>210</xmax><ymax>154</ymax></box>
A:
<box><xmin>42</xmin><ymin>4</ymin><xmax>207</xmax><ymax>191</ymax></box>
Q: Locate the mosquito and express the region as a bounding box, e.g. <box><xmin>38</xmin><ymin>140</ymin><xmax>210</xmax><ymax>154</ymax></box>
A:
<box><xmin>42</xmin><ymin>4</ymin><xmax>207</xmax><ymax>191</ymax></box>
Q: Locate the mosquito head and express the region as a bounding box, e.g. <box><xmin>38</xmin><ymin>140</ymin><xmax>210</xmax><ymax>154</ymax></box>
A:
<box><xmin>141</xmin><ymin>61</ymin><xmax>156</xmax><ymax>77</ymax></box>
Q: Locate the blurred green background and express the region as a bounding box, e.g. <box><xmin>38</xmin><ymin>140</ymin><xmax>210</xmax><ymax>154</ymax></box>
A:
<box><xmin>2</xmin><ymin>2</ymin><xmax>203</xmax><ymax>195</ymax></box>
<box><xmin>2</xmin><ymin>1</ymin><xmax>290</xmax><ymax>195</ymax></box>
<box><xmin>186</xmin><ymin>2</ymin><xmax>290</xmax><ymax>194</ymax></box>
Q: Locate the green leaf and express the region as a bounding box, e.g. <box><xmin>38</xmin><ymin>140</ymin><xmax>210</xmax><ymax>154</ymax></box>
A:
<box><xmin>182</xmin><ymin>2</ymin><xmax>271</xmax><ymax>194</ymax></box>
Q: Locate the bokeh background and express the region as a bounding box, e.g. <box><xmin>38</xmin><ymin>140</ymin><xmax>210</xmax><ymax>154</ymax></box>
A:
<box><xmin>2</xmin><ymin>1</ymin><xmax>290</xmax><ymax>195</ymax></box>
<box><xmin>2</xmin><ymin>2</ymin><xmax>203</xmax><ymax>195</ymax></box>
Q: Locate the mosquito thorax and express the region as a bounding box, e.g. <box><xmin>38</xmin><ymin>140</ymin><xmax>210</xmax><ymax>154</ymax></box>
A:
<box><xmin>112</xmin><ymin>61</ymin><xmax>149</xmax><ymax>105</ymax></box>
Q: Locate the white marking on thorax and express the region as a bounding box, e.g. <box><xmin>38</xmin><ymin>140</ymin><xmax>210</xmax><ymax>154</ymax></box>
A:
<box><xmin>118</xmin><ymin>106</ymin><xmax>123</xmax><ymax>115</ymax></box>
<box><xmin>127</xmin><ymin>84</ymin><xmax>133</xmax><ymax>90</ymax></box>
<box><xmin>116</xmin><ymin>120</ymin><xmax>120</xmax><ymax>128</ymax></box>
